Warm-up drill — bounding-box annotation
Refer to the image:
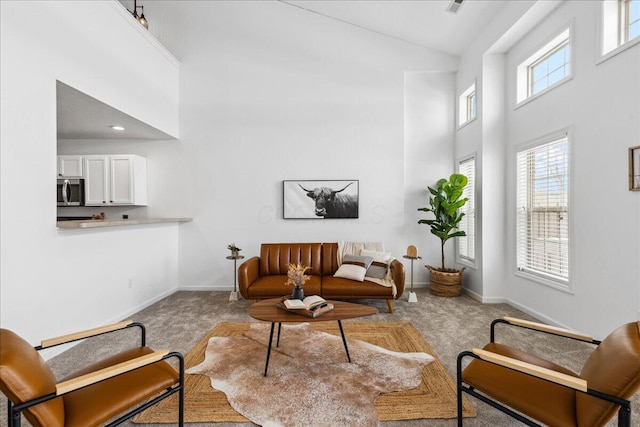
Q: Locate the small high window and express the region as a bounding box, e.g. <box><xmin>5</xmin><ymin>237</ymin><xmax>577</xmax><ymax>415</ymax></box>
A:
<box><xmin>602</xmin><ymin>0</ymin><xmax>640</xmax><ymax>57</ymax></box>
<box><xmin>458</xmin><ymin>82</ymin><xmax>476</xmax><ymax>127</ymax></box>
<box><xmin>623</xmin><ymin>0</ymin><xmax>640</xmax><ymax>43</ymax></box>
<box><xmin>517</xmin><ymin>28</ymin><xmax>571</xmax><ymax>105</ymax></box>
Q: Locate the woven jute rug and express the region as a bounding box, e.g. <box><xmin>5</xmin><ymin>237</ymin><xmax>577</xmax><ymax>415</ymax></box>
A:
<box><xmin>133</xmin><ymin>321</ymin><xmax>476</xmax><ymax>424</ymax></box>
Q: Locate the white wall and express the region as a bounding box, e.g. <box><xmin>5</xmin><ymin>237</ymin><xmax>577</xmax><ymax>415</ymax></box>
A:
<box><xmin>0</xmin><ymin>0</ymin><xmax>182</xmax><ymax>352</ymax></box>
<box><xmin>503</xmin><ymin>1</ymin><xmax>640</xmax><ymax>338</ymax></box>
<box><xmin>405</xmin><ymin>72</ymin><xmax>456</xmax><ymax>282</ymax></box>
<box><xmin>455</xmin><ymin>0</ymin><xmax>640</xmax><ymax>338</ymax></box>
<box><xmin>145</xmin><ymin>1</ymin><xmax>458</xmax><ymax>289</ymax></box>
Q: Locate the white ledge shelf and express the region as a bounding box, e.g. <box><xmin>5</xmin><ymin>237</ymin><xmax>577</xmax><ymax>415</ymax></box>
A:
<box><xmin>57</xmin><ymin>218</ymin><xmax>192</xmax><ymax>229</ymax></box>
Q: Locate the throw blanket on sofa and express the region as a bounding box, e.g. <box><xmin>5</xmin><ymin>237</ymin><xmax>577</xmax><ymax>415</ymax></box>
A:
<box><xmin>337</xmin><ymin>241</ymin><xmax>397</xmax><ymax>297</ymax></box>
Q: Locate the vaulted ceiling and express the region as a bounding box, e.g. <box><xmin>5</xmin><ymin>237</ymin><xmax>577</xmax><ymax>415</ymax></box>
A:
<box><xmin>284</xmin><ymin>0</ymin><xmax>510</xmax><ymax>56</ymax></box>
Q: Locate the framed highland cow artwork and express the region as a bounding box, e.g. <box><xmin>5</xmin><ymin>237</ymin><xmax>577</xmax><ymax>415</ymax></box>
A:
<box><xmin>283</xmin><ymin>180</ymin><xmax>359</xmax><ymax>219</ymax></box>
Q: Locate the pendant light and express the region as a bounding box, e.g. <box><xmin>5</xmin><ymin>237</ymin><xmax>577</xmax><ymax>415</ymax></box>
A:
<box><xmin>130</xmin><ymin>0</ymin><xmax>149</xmax><ymax>29</ymax></box>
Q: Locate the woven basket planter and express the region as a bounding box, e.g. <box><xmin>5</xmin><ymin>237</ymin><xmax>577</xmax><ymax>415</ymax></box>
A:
<box><xmin>427</xmin><ymin>266</ymin><xmax>465</xmax><ymax>297</ymax></box>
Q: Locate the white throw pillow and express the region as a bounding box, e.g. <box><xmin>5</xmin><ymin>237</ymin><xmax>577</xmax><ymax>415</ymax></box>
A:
<box><xmin>333</xmin><ymin>254</ymin><xmax>374</xmax><ymax>282</ymax></box>
<box><xmin>360</xmin><ymin>249</ymin><xmax>392</xmax><ymax>279</ymax></box>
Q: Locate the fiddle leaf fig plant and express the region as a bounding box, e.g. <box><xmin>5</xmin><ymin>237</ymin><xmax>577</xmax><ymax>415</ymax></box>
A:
<box><xmin>418</xmin><ymin>173</ymin><xmax>468</xmax><ymax>271</ymax></box>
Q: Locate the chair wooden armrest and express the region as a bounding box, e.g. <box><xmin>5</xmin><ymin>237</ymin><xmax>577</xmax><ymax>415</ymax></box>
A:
<box><xmin>56</xmin><ymin>350</ymin><xmax>170</xmax><ymax>395</ymax></box>
<box><xmin>503</xmin><ymin>316</ymin><xmax>594</xmax><ymax>342</ymax></box>
<box><xmin>40</xmin><ymin>320</ymin><xmax>135</xmax><ymax>348</ymax></box>
<box><xmin>472</xmin><ymin>348</ymin><xmax>587</xmax><ymax>391</ymax></box>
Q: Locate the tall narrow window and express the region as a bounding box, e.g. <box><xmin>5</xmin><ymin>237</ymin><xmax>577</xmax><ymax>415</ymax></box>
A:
<box><xmin>458</xmin><ymin>82</ymin><xmax>476</xmax><ymax>127</ymax></box>
<box><xmin>458</xmin><ymin>156</ymin><xmax>476</xmax><ymax>263</ymax></box>
<box><xmin>517</xmin><ymin>28</ymin><xmax>571</xmax><ymax>104</ymax></box>
<box><xmin>516</xmin><ymin>133</ymin><xmax>570</xmax><ymax>284</ymax></box>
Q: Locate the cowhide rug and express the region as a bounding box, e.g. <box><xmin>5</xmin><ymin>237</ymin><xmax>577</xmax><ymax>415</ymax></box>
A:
<box><xmin>186</xmin><ymin>322</ymin><xmax>435</xmax><ymax>427</ymax></box>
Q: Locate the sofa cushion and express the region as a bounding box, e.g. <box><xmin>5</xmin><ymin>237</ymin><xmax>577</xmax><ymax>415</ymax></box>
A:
<box><xmin>360</xmin><ymin>249</ymin><xmax>392</xmax><ymax>279</ymax></box>
<box><xmin>322</xmin><ymin>277</ymin><xmax>395</xmax><ymax>298</ymax></box>
<box><xmin>333</xmin><ymin>254</ymin><xmax>373</xmax><ymax>282</ymax></box>
<box><xmin>246</xmin><ymin>275</ymin><xmax>322</xmax><ymax>299</ymax></box>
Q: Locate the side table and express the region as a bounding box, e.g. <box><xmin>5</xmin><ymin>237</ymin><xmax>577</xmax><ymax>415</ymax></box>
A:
<box><xmin>226</xmin><ymin>255</ymin><xmax>244</xmax><ymax>301</ymax></box>
<box><xmin>402</xmin><ymin>254</ymin><xmax>421</xmax><ymax>302</ymax></box>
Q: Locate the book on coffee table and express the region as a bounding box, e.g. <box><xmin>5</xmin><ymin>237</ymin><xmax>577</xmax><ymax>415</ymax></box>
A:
<box><xmin>276</xmin><ymin>296</ymin><xmax>334</xmax><ymax>318</ymax></box>
<box><xmin>283</xmin><ymin>295</ymin><xmax>327</xmax><ymax>310</ymax></box>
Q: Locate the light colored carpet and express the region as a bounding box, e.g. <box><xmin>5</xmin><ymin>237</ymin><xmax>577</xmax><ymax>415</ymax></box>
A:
<box><xmin>132</xmin><ymin>321</ymin><xmax>475</xmax><ymax>425</ymax></box>
<box><xmin>2</xmin><ymin>289</ymin><xmax>637</xmax><ymax>426</ymax></box>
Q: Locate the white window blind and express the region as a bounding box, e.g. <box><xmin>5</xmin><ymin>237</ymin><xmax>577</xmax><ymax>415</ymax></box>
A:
<box><xmin>458</xmin><ymin>156</ymin><xmax>475</xmax><ymax>262</ymax></box>
<box><xmin>516</xmin><ymin>135</ymin><xmax>569</xmax><ymax>283</ymax></box>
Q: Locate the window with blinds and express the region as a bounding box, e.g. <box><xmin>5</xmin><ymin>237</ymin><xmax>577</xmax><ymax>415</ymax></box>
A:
<box><xmin>516</xmin><ymin>134</ymin><xmax>569</xmax><ymax>284</ymax></box>
<box><xmin>458</xmin><ymin>156</ymin><xmax>476</xmax><ymax>262</ymax></box>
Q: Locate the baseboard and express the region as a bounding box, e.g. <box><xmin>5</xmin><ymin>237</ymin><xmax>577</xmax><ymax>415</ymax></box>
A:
<box><xmin>39</xmin><ymin>287</ymin><xmax>179</xmax><ymax>360</ymax></box>
<box><xmin>179</xmin><ymin>284</ymin><xmax>234</xmax><ymax>291</ymax></box>
<box><xmin>462</xmin><ymin>287</ymin><xmax>482</xmax><ymax>302</ymax></box>
<box><xmin>505</xmin><ymin>298</ymin><xmax>572</xmax><ymax>329</ymax></box>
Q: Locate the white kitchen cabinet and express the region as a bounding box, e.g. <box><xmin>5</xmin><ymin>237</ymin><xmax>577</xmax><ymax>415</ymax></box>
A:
<box><xmin>57</xmin><ymin>155</ymin><xmax>84</xmax><ymax>178</ymax></box>
<box><xmin>84</xmin><ymin>155</ymin><xmax>147</xmax><ymax>206</ymax></box>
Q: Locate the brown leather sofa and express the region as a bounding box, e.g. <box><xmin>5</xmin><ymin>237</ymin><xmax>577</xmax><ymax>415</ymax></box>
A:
<box><xmin>238</xmin><ymin>243</ymin><xmax>405</xmax><ymax>313</ymax></box>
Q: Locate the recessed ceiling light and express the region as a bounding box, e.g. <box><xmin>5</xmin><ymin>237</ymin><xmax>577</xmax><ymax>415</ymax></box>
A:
<box><xmin>110</xmin><ymin>125</ymin><xmax>125</xmax><ymax>131</ymax></box>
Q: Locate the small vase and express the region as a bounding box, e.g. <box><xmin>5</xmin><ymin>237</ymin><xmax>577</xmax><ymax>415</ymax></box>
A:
<box><xmin>291</xmin><ymin>285</ymin><xmax>304</xmax><ymax>300</ymax></box>
<box><xmin>231</xmin><ymin>250</ymin><xmax>239</xmax><ymax>257</ymax></box>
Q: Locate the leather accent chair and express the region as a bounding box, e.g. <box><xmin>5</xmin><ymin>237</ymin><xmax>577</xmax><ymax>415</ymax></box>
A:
<box><xmin>456</xmin><ymin>317</ymin><xmax>640</xmax><ymax>426</ymax></box>
<box><xmin>0</xmin><ymin>321</ymin><xmax>184</xmax><ymax>427</ymax></box>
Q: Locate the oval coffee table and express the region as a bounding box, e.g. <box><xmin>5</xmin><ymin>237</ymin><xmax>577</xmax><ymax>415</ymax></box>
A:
<box><xmin>247</xmin><ymin>298</ymin><xmax>378</xmax><ymax>376</ymax></box>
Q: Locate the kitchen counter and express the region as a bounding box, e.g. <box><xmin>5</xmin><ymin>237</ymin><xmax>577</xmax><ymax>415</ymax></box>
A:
<box><xmin>56</xmin><ymin>218</ymin><xmax>192</xmax><ymax>229</ymax></box>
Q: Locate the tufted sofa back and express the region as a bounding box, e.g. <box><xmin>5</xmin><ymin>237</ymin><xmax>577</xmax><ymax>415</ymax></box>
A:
<box><xmin>259</xmin><ymin>243</ymin><xmax>323</xmax><ymax>276</ymax></box>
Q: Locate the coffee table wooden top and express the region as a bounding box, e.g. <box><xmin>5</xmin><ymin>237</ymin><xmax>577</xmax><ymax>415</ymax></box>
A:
<box><xmin>247</xmin><ymin>298</ymin><xmax>378</xmax><ymax>323</ymax></box>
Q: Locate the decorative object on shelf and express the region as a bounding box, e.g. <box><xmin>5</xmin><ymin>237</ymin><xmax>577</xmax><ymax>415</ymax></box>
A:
<box><xmin>285</xmin><ymin>263</ymin><xmax>311</xmax><ymax>300</ymax></box>
<box><xmin>226</xmin><ymin>252</ymin><xmax>245</xmax><ymax>302</ymax></box>
<box><xmin>630</xmin><ymin>145</ymin><xmax>640</xmax><ymax>191</ymax></box>
<box><xmin>418</xmin><ymin>174</ymin><xmax>468</xmax><ymax>297</ymax></box>
<box><xmin>92</xmin><ymin>212</ymin><xmax>105</xmax><ymax>220</ymax></box>
<box><xmin>128</xmin><ymin>0</ymin><xmax>149</xmax><ymax>29</ymax></box>
<box><xmin>283</xmin><ymin>180</ymin><xmax>359</xmax><ymax>219</ymax></box>
<box><xmin>227</xmin><ymin>243</ymin><xmax>242</xmax><ymax>257</ymax></box>
<box><xmin>403</xmin><ymin>245</ymin><xmax>421</xmax><ymax>302</ymax></box>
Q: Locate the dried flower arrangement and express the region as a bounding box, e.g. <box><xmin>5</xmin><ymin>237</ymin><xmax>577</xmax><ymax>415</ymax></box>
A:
<box><xmin>285</xmin><ymin>263</ymin><xmax>311</xmax><ymax>288</ymax></box>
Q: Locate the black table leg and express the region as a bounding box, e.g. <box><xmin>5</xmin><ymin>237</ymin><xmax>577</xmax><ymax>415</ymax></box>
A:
<box><xmin>264</xmin><ymin>322</ymin><xmax>275</xmax><ymax>376</ymax></box>
<box><xmin>337</xmin><ymin>320</ymin><xmax>351</xmax><ymax>363</ymax></box>
<box><xmin>276</xmin><ymin>322</ymin><xmax>282</xmax><ymax>347</ymax></box>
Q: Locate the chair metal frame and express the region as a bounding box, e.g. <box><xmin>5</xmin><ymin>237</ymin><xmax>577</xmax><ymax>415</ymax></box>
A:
<box><xmin>5</xmin><ymin>321</ymin><xmax>184</xmax><ymax>427</ymax></box>
<box><xmin>456</xmin><ymin>318</ymin><xmax>632</xmax><ymax>427</ymax></box>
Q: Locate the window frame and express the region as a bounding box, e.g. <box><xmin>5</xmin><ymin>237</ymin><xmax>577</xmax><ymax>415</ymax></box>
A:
<box><xmin>457</xmin><ymin>80</ymin><xmax>477</xmax><ymax>129</ymax></box>
<box><xmin>456</xmin><ymin>153</ymin><xmax>477</xmax><ymax>267</ymax></box>
<box><xmin>527</xmin><ymin>39</ymin><xmax>570</xmax><ymax>98</ymax></box>
<box><xmin>516</xmin><ymin>25</ymin><xmax>573</xmax><ymax>107</ymax></box>
<box><xmin>514</xmin><ymin>129</ymin><xmax>573</xmax><ymax>293</ymax></box>
<box><xmin>600</xmin><ymin>0</ymin><xmax>640</xmax><ymax>63</ymax></box>
<box><xmin>622</xmin><ymin>0</ymin><xmax>640</xmax><ymax>44</ymax></box>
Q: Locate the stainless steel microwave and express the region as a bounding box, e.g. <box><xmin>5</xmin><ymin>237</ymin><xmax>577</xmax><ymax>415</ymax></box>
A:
<box><xmin>57</xmin><ymin>178</ymin><xmax>85</xmax><ymax>206</ymax></box>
